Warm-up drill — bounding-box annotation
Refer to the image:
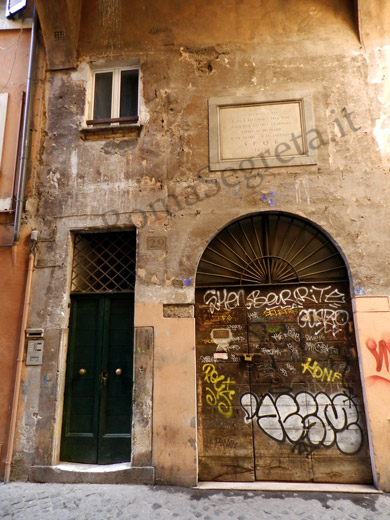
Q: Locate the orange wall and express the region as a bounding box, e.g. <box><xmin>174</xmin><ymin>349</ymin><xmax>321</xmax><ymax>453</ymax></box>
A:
<box><xmin>0</xmin><ymin>232</ymin><xmax>29</xmax><ymax>479</ymax></box>
<box><xmin>0</xmin><ymin>26</ymin><xmax>31</xmax><ymax>480</ymax></box>
<box><xmin>0</xmin><ymin>29</ymin><xmax>31</xmax><ymax>203</ymax></box>
<box><xmin>354</xmin><ymin>297</ymin><xmax>390</xmax><ymax>491</ymax></box>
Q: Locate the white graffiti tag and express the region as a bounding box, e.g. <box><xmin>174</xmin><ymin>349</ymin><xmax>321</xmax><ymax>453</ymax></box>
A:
<box><xmin>297</xmin><ymin>308</ymin><xmax>349</xmax><ymax>336</ymax></box>
<box><xmin>203</xmin><ymin>286</ymin><xmax>347</xmax><ymax>314</ymax></box>
<box><xmin>240</xmin><ymin>390</ymin><xmax>363</xmax><ymax>456</ymax></box>
<box><xmin>245</xmin><ymin>286</ymin><xmax>346</xmax><ymax>311</ymax></box>
<box><xmin>203</xmin><ymin>289</ymin><xmax>244</xmax><ymax>314</ymax></box>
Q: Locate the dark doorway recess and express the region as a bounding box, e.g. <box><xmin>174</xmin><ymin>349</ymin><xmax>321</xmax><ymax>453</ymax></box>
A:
<box><xmin>61</xmin><ymin>231</ymin><xmax>136</xmax><ymax>464</ymax></box>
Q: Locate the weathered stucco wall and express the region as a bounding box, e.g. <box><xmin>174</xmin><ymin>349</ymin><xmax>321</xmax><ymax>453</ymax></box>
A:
<box><xmin>13</xmin><ymin>0</ymin><xmax>390</xmax><ymax>489</ymax></box>
<box><xmin>134</xmin><ymin>303</ymin><xmax>196</xmax><ymax>486</ymax></box>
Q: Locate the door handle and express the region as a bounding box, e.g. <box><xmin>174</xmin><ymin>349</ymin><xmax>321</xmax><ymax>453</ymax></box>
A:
<box><xmin>115</xmin><ymin>368</ymin><xmax>122</xmax><ymax>375</ymax></box>
<box><xmin>100</xmin><ymin>371</ymin><xmax>109</xmax><ymax>386</ymax></box>
<box><xmin>79</xmin><ymin>368</ymin><xmax>87</xmax><ymax>375</ymax></box>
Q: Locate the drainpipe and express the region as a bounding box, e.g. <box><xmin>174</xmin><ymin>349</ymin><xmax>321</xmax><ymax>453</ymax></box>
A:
<box><xmin>13</xmin><ymin>5</ymin><xmax>38</xmax><ymax>243</ymax></box>
<box><xmin>4</xmin><ymin>5</ymin><xmax>39</xmax><ymax>481</ymax></box>
<box><xmin>4</xmin><ymin>242</ymin><xmax>35</xmax><ymax>483</ymax></box>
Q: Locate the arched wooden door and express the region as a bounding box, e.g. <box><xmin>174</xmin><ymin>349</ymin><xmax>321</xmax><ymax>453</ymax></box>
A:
<box><xmin>195</xmin><ymin>213</ymin><xmax>372</xmax><ymax>483</ymax></box>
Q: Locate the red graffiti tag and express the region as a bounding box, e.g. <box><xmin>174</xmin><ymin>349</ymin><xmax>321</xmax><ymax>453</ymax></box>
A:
<box><xmin>365</xmin><ymin>333</ymin><xmax>390</xmax><ymax>372</ymax></box>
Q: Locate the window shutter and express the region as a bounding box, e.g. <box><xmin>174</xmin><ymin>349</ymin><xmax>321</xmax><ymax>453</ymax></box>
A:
<box><xmin>0</xmin><ymin>93</ymin><xmax>8</xmax><ymax>171</ymax></box>
<box><xmin>5</xmin><ymin>0</ymin><xmax>27</xmax><ymax>19</ymax></box>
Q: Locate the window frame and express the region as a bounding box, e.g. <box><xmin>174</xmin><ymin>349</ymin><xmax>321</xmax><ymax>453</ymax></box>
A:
<box><xmin>0</xmin><ymin>93</ymin><xmax>8</xmax><ymax>170</ymax></box>
<box><xmin>86</xmin><ymin>65</ymin><xmax>140</xmax><ymax>127</ymax></box>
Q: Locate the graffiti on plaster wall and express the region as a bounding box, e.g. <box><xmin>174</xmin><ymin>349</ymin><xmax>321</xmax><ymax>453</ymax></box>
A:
<box><xmin>365</xmin><ymin>333</ymin><xmax>390</xmax><ymax>387</ymax></box>
<box><xmin>240</xmin><ymin>390</ymin><xmax>363</xmax><ymax>456</ymax></box>
<box><xmin>202</xmin><ymin>363</ymin><xmax>236</xmax><ymax>418</ymax></box>
<box><xmin>366</xmin><ymin>334</ymin><xmax>390</xmax><ymax>373</ymax></box>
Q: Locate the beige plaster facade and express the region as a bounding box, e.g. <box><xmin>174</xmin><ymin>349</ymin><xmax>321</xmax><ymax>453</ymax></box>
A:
<box><xmin>8</xmin><ymin>0</ymin><xmax>390</xmax><ymax>490</ymax></box>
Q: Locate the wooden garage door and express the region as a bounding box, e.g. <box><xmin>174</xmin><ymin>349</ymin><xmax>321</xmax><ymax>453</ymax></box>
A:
<box><xmin>195</xmin><ymin>213</ymin><xmax>372</xmax><ymax>483</ymax></box>
<box><xmin>196</xmin><ymin>283</ymin><xmax>372</xmax><ymax>482</ymax></box>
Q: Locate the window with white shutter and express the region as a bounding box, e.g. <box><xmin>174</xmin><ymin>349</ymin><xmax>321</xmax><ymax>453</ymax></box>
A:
<box><xmin>5</xmin><ymin>0</ymin><xmax>27</xmax><ymax>19</ymax></box>
<box><xmin>0</xmin><ymin>93</ymin><xmax>8</xmax><ymax>171</ymax></box>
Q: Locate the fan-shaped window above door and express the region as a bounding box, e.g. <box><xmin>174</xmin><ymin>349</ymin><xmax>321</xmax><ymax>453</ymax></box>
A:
<box><xmin>196</xmin><ymin>212</ymin><xmax>348</xmax><ymax>287</ymax></box>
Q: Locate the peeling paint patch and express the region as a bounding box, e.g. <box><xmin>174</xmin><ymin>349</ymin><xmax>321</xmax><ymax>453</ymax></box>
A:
<box><xmin>187</xmin><ymin>437</ymin><xmax>196</xmax><ymax>449</ymax></box>
<box><xmin>47</xmin><ymin>169</ymin><xmax>60</xmax><ymax>189</ymax></box>
<box><xmin>179</xmin><ymin>45</ymin><xmax>228</xmax><ymax>74</ymax></box>
<box><xmin>374</xmin><ymin>115</ymin><xmax>390</xmax><ymax>156</ymax></box>
<box><xmin>295</xmin><ymin>178</ymin><xmax>310</xmax><ymax>206</ymax></box>
<box><xmin>151</xmin><ymin>274</ymin><xmax>160</xmax><ymax>284</ymax></box>
<box><xmin>137</xmin><ymin>268</ymin><xmax>146</xmax><ymax>279</ymax></box>
<box><xmin>71</xmin><ymin>149</ymin><xmax>78</xmax><ymax>178</ymax></box>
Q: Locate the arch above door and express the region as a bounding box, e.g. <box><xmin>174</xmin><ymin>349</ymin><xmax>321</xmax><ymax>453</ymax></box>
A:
<box><xmin>196</xmin><ymin>212</ymin><xmax>348</xmax><ymax>287</ymax></box>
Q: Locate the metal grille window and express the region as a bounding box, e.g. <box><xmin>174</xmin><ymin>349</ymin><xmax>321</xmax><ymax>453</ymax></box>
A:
<box><xmin>71</xmin><ymin>231</ymin><xmax>136</xmax><ymax>294</ymax></box>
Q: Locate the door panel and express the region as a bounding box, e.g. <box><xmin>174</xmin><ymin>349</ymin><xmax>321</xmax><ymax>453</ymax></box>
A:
<box><xmin>61</xmin><ymin>294</ymin><xmax>133</xmax><ymax>464</ymax></box>
<box><xmin>98</xmin><ymin>295</ymin><xmax>134</xmax><ymax>464</ymax></box>
<box><xmin>196</xmin><ymin>284</ymin><xmax>372</xmax><ymax>483</ymax></box>
<box><xmin>61</xmin><ymin>297</ymin><xmax>102</xmax><ymax>463</ymax></box>
<box><xmin>196</xmin><ymin>291</ymin><xmax>254</xmax><ymax>481</ymax></box>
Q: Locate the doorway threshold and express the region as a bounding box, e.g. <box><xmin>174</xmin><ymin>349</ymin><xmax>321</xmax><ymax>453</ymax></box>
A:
<box><xmin>56</xmin><ymin>462</ymin><xmax>131</xmax><ymax>473</ymax></box>
<box><xmin>197</xmin><ymin>482</ymin><xmax>381</xmax><ymax>494</ymax></box>
<box><xmin>29</xmin><ymin>463</ymin><xmax>155</xmax><ymax>485</ymax></box>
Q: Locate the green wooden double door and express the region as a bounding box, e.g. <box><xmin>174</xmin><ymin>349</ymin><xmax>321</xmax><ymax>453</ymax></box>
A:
<box><xmin>61</xmin><ymin>294</ymin><xmax>134</xmax><ymax>464</ymax></box>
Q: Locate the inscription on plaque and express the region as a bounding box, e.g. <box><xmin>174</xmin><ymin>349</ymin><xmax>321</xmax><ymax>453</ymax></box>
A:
<box><xmin>208</xmin><ymin>95</ymin><xmax>317</xmax><ymax>171</ymax></box>
<box><xmin>219</xmin><ymin>102</ymin><xmax>303</xmax><ymax>161</ymax></box>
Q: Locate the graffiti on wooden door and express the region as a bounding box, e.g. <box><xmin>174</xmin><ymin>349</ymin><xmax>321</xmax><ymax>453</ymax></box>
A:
<box><xmin>196</xmin><ymin>282</ymin><xmax>372</xmax><ymax>482</ymax></box>
<box><xmin>240</xmin><ymin>389</ymin><xmax>363</xmax><ymax>456</ymax></box>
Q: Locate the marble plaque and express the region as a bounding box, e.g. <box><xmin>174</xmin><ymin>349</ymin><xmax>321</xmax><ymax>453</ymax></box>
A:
<box><xmin>208</xmin><ymin>95</ymin><xmax>317</xmax><ymax>171</ymax></box>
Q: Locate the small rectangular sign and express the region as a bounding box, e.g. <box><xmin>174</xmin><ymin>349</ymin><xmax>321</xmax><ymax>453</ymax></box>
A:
<box><xmin>26</xmin><ymin>340</ymin><xmax>44</xmax><ymax>366</ymax></box>
<box><xmin>147</xmin><ymin>236</ymin><xmax>167</xmax><ymax>250</ymax></box>
<box><xmin>213</xmin><ymin>353</ymin><xmax>228</xmax><ymax>360</ymax></box>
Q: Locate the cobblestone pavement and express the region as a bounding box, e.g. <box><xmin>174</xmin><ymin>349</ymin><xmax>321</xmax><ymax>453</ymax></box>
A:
<box><xmin>0</xmin><ymin>483</ymin><xmax>390</xmax><ymax>520</ymax></box>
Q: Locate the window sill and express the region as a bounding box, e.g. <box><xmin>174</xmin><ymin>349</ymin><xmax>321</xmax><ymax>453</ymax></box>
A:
<box><xmin>80</xmin><ymin>123</ymin><xmax>143</xmax><ymax>141</ymax></box>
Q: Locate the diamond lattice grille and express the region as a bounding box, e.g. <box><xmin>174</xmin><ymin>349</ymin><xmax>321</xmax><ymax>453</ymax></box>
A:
<box><xmin>71</xmin><ymin>231</ymin><xmax>136</xmax><ymax>293</ymax></box>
